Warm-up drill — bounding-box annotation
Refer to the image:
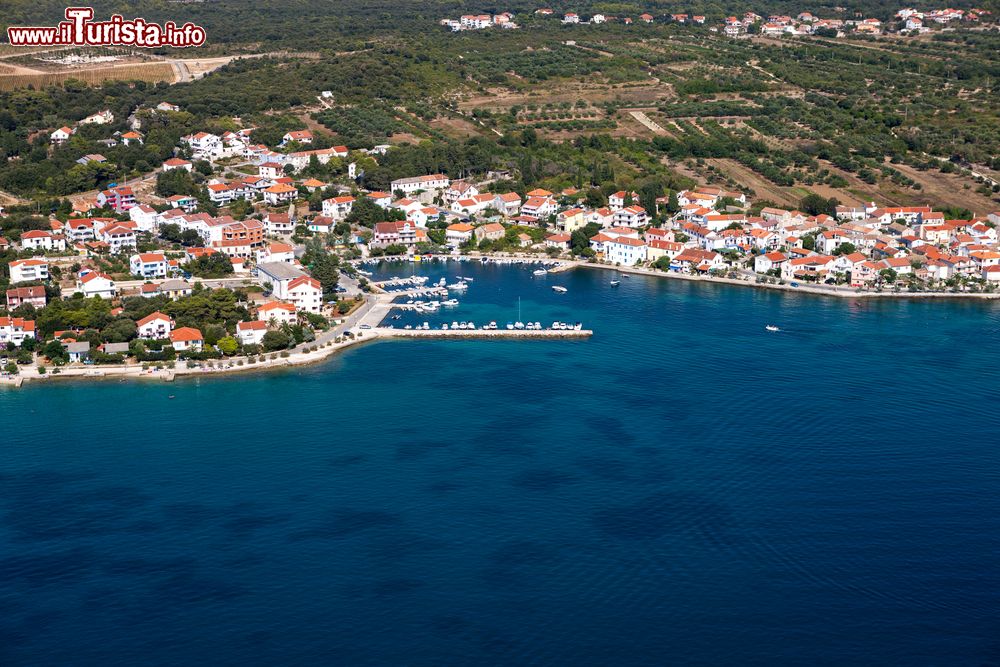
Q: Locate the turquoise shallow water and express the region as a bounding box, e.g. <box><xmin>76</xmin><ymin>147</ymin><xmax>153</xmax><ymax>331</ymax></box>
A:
<box><xmin>3</xmin><ymin>259</ymin><xmax>1000</xmax><ymax>665</ymax></box>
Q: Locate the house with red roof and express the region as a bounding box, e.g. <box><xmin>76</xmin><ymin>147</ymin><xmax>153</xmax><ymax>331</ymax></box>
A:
<box><xmin>169</xmin><ymin>327</ymin><xmax>203</xmax><ymax>352</ymax></box>
<box><xmin>136</xmin><ymin>312</ymin><xmax>174</xmax><ymax>339</ymax></box>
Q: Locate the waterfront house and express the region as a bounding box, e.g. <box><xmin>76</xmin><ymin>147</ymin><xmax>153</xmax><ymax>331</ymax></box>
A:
<box><xmin>475</xmin><ymin>223</ymin><xmax>506</xmax><ymax>242</ymax></box>
<box><xmin>285</xmin><ymin>276</ymin><xmax>323</xmax><ymax>313</ymax></box>
<box><xmin>237</xmin><ymin>320</ymin><xmax>268</xmax><ymax>346</ymax></box>
<box><xmin>605</xmin><ymin>236</ymin><xmax>648</xmax><ymax>266</ymax></box>
<box><xmin>754</xmin><ymin>251</ymin><xmax>788</xmax><ymax>274</ymax></box>
<box><xmin>445</xmin><ymin>223</ymin><xmax>475</xmax><ymax>247</ymax></box>
<box><xmin>136</xmin><ymin>312</ymin><xmax>174</xmax><ymax>339</ymax></box>
<box><xmin>258</xmin><ymin>301</ymin><xmax>298</xmax><ymax>325</ymax></box>
<box><xmin>372</xmin><ymin>220</ymin><xmax>418</xmax><ymax>247</ymax></box>
<box><xmin>545</xmin><ymin>233</ymin><xmax>571</xmax><ymax>251</ymax></box>
<box><xmin>646</xmin><ymin>239</ymin><xmax>684</xmax><ymax>262</ymax></box>
<box><xmin>0</xmin><ymin>317</ymin><xmax>36</xmax><ymax>347</ymax></box>
<box><xmin>65</xmin><ymin>341</ymin><xmax>90</xmax><ymax>362</ymax></box>
<box><xmin>170</xmin><ymin>327</ymin><xmax>204</xmax><ymax>352</ymax></box>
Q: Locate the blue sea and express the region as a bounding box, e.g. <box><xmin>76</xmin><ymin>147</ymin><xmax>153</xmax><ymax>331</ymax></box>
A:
<box><xmin>3</xmin><ymin>259</ymin><xmax>1000</xmax><ymax>666</ymax></box>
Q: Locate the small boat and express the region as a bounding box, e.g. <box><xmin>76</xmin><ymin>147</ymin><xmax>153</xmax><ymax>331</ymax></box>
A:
<box><xmin>574</xmin><ymin>322</ymin><xmax>583</xmax><ymax>330</ymax></box>
<box><xmin>404</xmin><ymin>324</ymin><xmax>413</xmax><ymax>330</ymax></box>
<box><xmin>441</xmin><ymin>324</ymin><xmax>449</xmax><ymax>330</ymax></box>
<box><xmin>534</xmin><ymin>322</ymin><xmax>542</xmax><ymax>330</ymax></box>
<box><xmin>514</xmin><ymin>321</ymin><xmax>525</xmax><ymax>330</ymax></box>
<box><xmin>552</xmin><ymin>286</ymin><xmax>568</xmax><ymax>293</ymax></box>
<box><xmin>464</xmin><ymin>277</ymin><xmax>474</xmax><ymax>282</ymax></box>
<box><xmin>765</xmin><ymin>325</ymin><xmax>780</xmax><ymax>332</ymax></box>
<box><xmin>422</xmin><ymin>322</ymin><xmax>430</xmax><ymax>330</ymax></box>
<box><xmin>442</xmin><ymin>299</ymin><xmax>459</xmax><ymax>307</ymax></box>
<box><xmin>610</xmin><ymin>280</ymin><xmax>620</xmax><ymax>287</ymax></box>
<box><xmin>488</xmin><ymin>321</ymin><xmax>498</xmax><ymax>330</ymax></box>
<box><xmin>452</xmin><ymin>321</ymin><xmax>459</xmax><ymax>329</ymax></box>
<box><xmin>506</xmin><ymin>322</ymin><xmax>514</xmax><ymax>330</ymax></box>
<box><xmin>533</xmin><ymin>269</ymin><xmax>548</xmax><ymax>276</ymax></box>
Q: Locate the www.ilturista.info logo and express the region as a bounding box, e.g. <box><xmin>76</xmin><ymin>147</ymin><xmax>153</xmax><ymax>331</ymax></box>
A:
<box><xmin>6</xmin><ymin>7</ymin><xmax>206</xmax><ymax>48</ymax></box>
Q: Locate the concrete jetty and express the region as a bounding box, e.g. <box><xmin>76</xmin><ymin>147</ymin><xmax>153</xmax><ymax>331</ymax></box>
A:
<box><xmin>377</xmin><ymin>328</ymin><xmax>592</xmax><ymax>339</ymax></box>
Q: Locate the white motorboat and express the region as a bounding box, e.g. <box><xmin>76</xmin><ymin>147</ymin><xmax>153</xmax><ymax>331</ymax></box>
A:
<box><xmin>488</xmin><ymin>321</ymin><xmax>498</xmax><ymax>330</ymax></box>
<box><xmin>766</xmin><ymin>325</ymin><xmax>780</xmax><ymax>332</ymax></box>
<box><xmin>533</xmin><ymin>269</ymin><xmax>548</xmax><ymax>276</ymax></box>
<box><xmin>610</xmin><ymin>280</ymin><xmax>620</xmax><ymax>287</ymax></box>
<box><xmin>552</xmin><ymin>286</ymin><xmax>568</xmax><ymax>293</ymax></box>
<box><xmin>514</xmin><ymin>321</ymin><xmax>525</xmax><ymax>330</ymax></box>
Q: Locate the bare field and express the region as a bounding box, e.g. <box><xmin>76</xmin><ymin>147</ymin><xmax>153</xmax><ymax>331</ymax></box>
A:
<box><xmin>0</xmin><ymin>62</ymin><xmax>176</xmax><ymax>90</ymax></box>
<box><xmin>888</xmin><ymin>161</ymin><xmax>1000</xmax><ymax>213</ymax></box>
<box><xmin>429</xmin><ymin>116</ymin><xmax>483</xmax><ymax>139</ymax></box>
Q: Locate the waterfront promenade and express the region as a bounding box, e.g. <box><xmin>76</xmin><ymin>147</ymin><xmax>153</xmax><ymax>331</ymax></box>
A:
<box><xmin>1</xmin><ymin>286</ymin><xmax>592</xmax><ymax>387</ymax></box>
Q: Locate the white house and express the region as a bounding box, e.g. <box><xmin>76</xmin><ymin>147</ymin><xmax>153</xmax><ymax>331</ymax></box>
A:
<box><xmin>130</xmin><ymin>252</ymin><xmax>168</xmax><ymax>279</ymax></box>
<box><xmin>613</xmin><ymin>205</ymin><xmax>648</xmax><ymax>228</ymax></box>
<box><xmin>162</xmin><ymin>157</ymin><xmax>193</xmax><ymax>173</ymax></box>
<box><xmin>76</xmin><ymin>271</ymin><xmax>117</xmax><ymax>299</ymax></box>
<box><xmin>605</xmin><ymin>237</ymin><xmax>648</xmax><ymax>266</ymax></box>
<box><xmin>0</xmin><ymin>316</ymin><xmax>36</xmax><ymax>347</ymax></box>
<box><xmin>445</xmin><ymin>223</ymin><xmax>475</xmax><ymax>247</ymax></box>
<box><xmin>322</xmin><ymin>195</ymin><xmax>355</xmax><ymax>220</ymax></box>
<box><xmin>236</xmin><ymin>320</ymin><xmax>268</xmax><ymax>345</ymax></box>
<box><xmin>50</xmin><ymin>126</ymin><xmax>74</xmax><ymax>144</ymax></box>
<box><xmin>19</xmin><ymin>230</ymin><xmax>66</xmax><ymax>251</ymax></box>
<box><xmin>9</xmin><ymin>258</ymin><xmax>49</xmax><ymax>284</ymax></box>
<box><xmin>390</xmin><ymin>174</ymin><xmax>450</xmax><ymax>196</ymax></box>
<box><xmin>263</xmin><ymin>183</ymin><xmax>299</xmax><ymax>206</ymax></box>
<box><xmin>285</xmin><ymin>276</ymin><xmax>323</xmax><ymax>313</ymax></box>
<box><xmin>169</xmin><ymin>327</ymin><xmax>203</xmax><ymax>352</ymax></box>
<box><xmin>136</xmin><ymin>311</ymin><xmax>173</xmax><ymax>339</ymax></box>
<box><xmin>258</xmin><ymin>301</ymin><xmax>298</xmax><ymax>325</ymax></box>
<box><xmin>754</xmin><ymin>251</ymin><xmax>788</xmax><ymax>274</ymax></box>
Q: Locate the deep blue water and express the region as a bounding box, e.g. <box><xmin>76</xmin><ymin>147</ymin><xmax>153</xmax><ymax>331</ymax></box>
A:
<box><xmin>3</xmin><ymin>259</ymin><xmax>1000</xmax><ymax>666</ymax></box>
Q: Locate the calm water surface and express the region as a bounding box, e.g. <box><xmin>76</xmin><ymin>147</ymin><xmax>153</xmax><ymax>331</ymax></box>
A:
<box><xmin>3</xmin><ymin>259</ymin><xmax>1000</xmax><ymax>665</ymax></box>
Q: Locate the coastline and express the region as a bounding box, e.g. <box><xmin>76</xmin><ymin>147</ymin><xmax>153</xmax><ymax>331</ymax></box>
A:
<box><xmin>553</xmin><ymin>259</ymin><xmax>1000</xmax><ymax>300</ymax></box>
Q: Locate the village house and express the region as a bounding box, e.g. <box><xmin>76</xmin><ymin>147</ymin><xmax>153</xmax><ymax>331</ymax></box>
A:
<box><xmin>367</xmin><ymin>192</ymin><xmax>393</xmax><ymax>209</ymax></box>
<box><xmin>390</xmin><ymin>174</ymin><xmax>451</xmax><ymax>196</ymax></box>
<box><xmin>445</xmin><ymin>181</ymin><xmax>480</xmax><ymax>204</ymax></box>
<box><xmin>754</xmin><ymin>251</ymin><xmax>788</xmax><ymax>274</ymax></box>
<box><xmin>445</xmin><ymin>223</ymin><xmax>475</xmax><ymax>247</ymax></box>
<box><xmin>322</xmin><ymin>195</ymin><xmax>355</xmax><ymax>220</ymax></box>
<box><xmin>608</xmin><ymin>190</ymin><xmax>639</xmax><ymax>211</ymax></box>
<box><xmin>492</xmin><ymin>192</ymin><xmax>522</xmax><ymax>216</ymax></box>
<box><xmin>50</xmin><ymin>126</ymin><xmax>74</xmax><ymax>144</ymax></box>
<box><xmin>285</xmin><ymin>276</ymin><xmax>323</xmax><ymax>313</ymax></box>
<box><xmin>162</xmin><ymin>157</ymin><xmax>193</xmax><ymax>173</ymax></box>
<box><xmin>136</xmin><ymin>312</ymin><xmax>174</xmax><ymax>339</ymax></box>
<box><xmin>646</xmin><ymin>239</ymin><xmax>684</xmax><ymax>263</ymax></box>
<box><xmin>614</xmin><ymin>205</ymin><xmax>648</xmax><ymax>228</ymax></box>
<box><xmin>170</xmin><ymin>327</ymin><xmax>204</xmax><ymax>352</ymax></box>
<box><xmin>281</xmin><ymin>130</ymin><xmax>313</xmax><ymax>145</ymax></box>
<box><xmin>129</xmin><ymin>205</ymin><xmax>162</xmax><ymax>232</ymax></box>
<box><xmin>258</xmin><ymin>301</ymin><xmax>298</xmax><ymax>325</ymax></box>
<box><xmin>129</xmin><ymin>252</ymin><xmax>168</xmax><ymax>279</ymax></box>
<box><xmin>166</xmin><ymin>194</ymin><xmax>199</xmax><ymax>213</ymax></box>
<box><xmin>372</xmin><ymin>220</ymin><xmax>419</xmax><ymax>247</ymax></box>
<box><xmin>237</xmin><ymin>320</ymin><xmax>268</xmax><ymax>346</ymax></box>
<box><xmin>475</xmin><ymin>222</ymin><xmax>506</xmax><ymax>243</ymax></box>
<box><xmin>545</xmin><ymin>233</ymin><xmax>571</xmax><ymax>251</ymax></box>
<box><xmin>0</xmin><ymin>316</ymin><xmax>37</xmax><ymax>347</ymax></box>
<box><xmin>6</xmin><ymin>285</ymin><xmax>46</xmax><ymax>310</ymax></box>
<box><xmin>76</xmin><ymin>270</ymin><xmax>117</xmax><ymax>299</ymax></box>
<box><xmin>9</xmin><ymin>258</ymin><xmax>49</xmax><ymax>284</ymax></box>
<box><xmin>556</xmin><ymin>208</ymin><xmax>587</xmax><ymax>233</ymax></box>
<box><xmin>19</xmin><ymin>230</ymin><xmax>66</xmax><ymax>252</ymax></box>
<box><xmin>605</xmin><ymin>236</ymin><xmax>648</xmax><ymax>266</ymax></box>
<box><xmin>521</xmin><ymin>197</ymin><xmax>558</xmax><ymax>219</ymax></box>
<box><xmin>96</xmin><ymin>185</ymin><xmax>136</xmax><ymax>213</ymax></box>
<box><xmin>263</xmin><ymin>183</ymin><xmax>299</xmax><ymax>206</ymax></box>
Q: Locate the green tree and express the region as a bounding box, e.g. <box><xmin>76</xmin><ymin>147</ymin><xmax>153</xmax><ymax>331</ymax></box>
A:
<box><xmin>217</xmin><ymin>335</ymin><xmax>239</xmax><ymax>356</ymax></box>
